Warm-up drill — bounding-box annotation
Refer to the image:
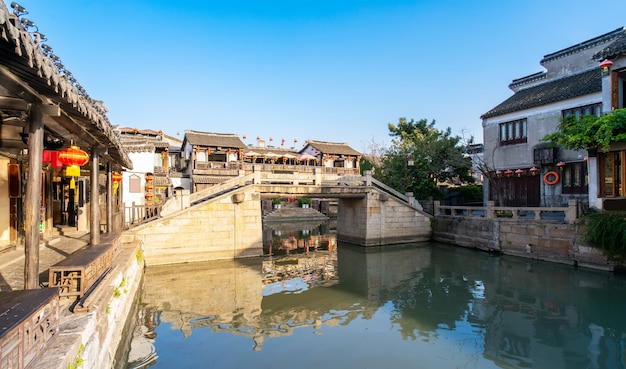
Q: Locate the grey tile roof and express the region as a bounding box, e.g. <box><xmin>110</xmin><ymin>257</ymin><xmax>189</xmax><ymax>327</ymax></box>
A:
<box><xmin>304</xmin><ymin>140</ymin><xmax>361</xmax><ymax>156</ymax></box>
<box><xmin>593</xmin><ymin>27</ymin><xmax>626</xmax><ymax>60</ymax></box>
<box><xmin>192</xmin><ymin>175</ymin><xmax>233</xmax><ymax>184</ymax></box>
<box><xmin>120</xmin><ymin>133</ymin><xmax>170</xmax><ymax>152</ymax></box>
<box><xmin>542</xmin><ymin>27</ymin><xmax>625</xmax><ymax>64</ymax></box>
<box><xmin>481</xmin><ymin>69</ymin><xmax>601</xmax><ymax>119</ymax></box>
<box><xmin>184</xmin><ymin>130</ymin><xmax>246</xmax><ymax>149</ymax></box>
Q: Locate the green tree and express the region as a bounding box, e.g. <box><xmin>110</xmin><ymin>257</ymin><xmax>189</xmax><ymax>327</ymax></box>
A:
<box><xmin>542</xmin><ymin>108</ymin><xmax>626</xmax><ymax>151</ymax></box>
<box><xmin>359</xmin><ymin>156</ymin><xmax>374</xmax><ymax>174</ymax></box>
<box><xmin>375</xmin><ymin>118</ymin><xmax>474</xmax><ymax>200</ymax></box>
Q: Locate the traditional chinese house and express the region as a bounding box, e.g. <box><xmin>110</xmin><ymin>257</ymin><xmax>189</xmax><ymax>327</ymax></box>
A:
<box><xmin>0</xmin><ymin>1</ymin><xmax>132</xmax><ymax>288</ymax></box>
<box><xmin>300</xmin><ymin>140</ymin><xmax>361</xmax><ymax>174</ymax></box>
<box><xmin>180</xmin><ymin>130</ymin><xmax>247</xmax><ymax>191</ymax></box>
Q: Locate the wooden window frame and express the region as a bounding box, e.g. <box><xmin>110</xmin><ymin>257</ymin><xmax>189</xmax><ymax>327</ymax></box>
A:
<box><xmin>499</xmin><ymin>119</ymin><xmax>527</xmax><ymax>146</ymax></box>
<box><xmin>562</xmin><ymin>103</ymin><xmax>602</xmax><ymax>119</ymax></box>
<box><xmin>561</xmin><ymin>162</ymin><xmax>588</xmax><ymax>195</ymax></box>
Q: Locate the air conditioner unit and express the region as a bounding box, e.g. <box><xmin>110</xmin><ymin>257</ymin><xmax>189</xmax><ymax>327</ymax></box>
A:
<box><xmin>534</xmin><ymin>147</ymin><xmax>557</xmax><ymax>165</ymax></box>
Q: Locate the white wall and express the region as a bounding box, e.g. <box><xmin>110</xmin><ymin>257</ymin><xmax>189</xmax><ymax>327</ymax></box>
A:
<box><xmin>122</xmin><ymin>151</ymin><xmax>155</xmax><ymax>207</ymax></box>
<box><xmin>482</xmin><ymin>93</ymin><xmax>600</xmax><ymax>170</ymax></box>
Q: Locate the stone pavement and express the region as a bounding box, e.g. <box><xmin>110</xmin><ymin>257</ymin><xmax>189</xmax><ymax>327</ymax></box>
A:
<box><xmin>0</xmin><ymin>227</ymin><xmax>90</xmax><ymax>291</ymax></box>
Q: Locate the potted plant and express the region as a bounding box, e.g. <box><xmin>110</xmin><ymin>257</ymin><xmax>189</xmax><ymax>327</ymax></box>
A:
<box><xmin>272</xmin><ymin>198</ymin><xmax>282</xmax><ymax>209</ymax></box>
<box><xmin>298</xmin><ymin>197</ymin><xmax>312</xmax><ymax>208</ymax></box>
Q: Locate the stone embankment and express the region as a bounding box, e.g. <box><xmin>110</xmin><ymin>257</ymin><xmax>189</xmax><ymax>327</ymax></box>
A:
<box><xmin>29</xmin><ymin>237</ymin><xmax>143</xmax><ymax>369</ymax></box>
<box><xmin>433</xmin><ymin>217</ymin><xmax>617</xmax><ymax>271</ymax></box>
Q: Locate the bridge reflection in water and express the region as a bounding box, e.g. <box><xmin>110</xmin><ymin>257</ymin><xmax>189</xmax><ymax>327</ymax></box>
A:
<box><xmin>123</xmin><ymin>235</ymin><xmax>626</xmax><ymax>369</ymax></box>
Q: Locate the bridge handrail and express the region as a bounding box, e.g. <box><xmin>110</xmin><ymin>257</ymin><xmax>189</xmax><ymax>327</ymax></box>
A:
<box><xmin>322</xmin><ymin>172</ymin><xmax>422</xmax><ymax>210</ymax></box>
<box><xmin>189</xmin><ymin>173</ymin><xmax>255</xmax><ymax>204</ymax></box>
<box><xmin>433</xmin><ymin>200</ymin><xmax>579</xmax><ymax>224</ymax></box>
<box><xmin>369</xmin><ymin>177</ymin><xmax>408</xmax><ymax>201</ymax></box>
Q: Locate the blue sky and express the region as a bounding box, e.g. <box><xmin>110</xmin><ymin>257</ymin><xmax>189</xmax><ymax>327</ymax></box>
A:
<box><xmin>11</xmin><ymin>0</ymin><xmax>626</xmax><ymax>151</ymax></box>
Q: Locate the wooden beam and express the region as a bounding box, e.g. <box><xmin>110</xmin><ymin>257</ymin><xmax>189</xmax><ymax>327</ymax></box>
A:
<box><xmin>0</xmin><ymin>96</ymin><xmax>29</xmax><ymax>111</ymax></box>
<box><xmin>0</xmin><ymin>65</ymin><xmax>47</xmax><ymax>105</ymax></box>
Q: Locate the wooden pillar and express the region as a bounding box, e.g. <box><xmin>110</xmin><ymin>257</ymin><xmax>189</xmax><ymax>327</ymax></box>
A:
<box><xmin>90</xmin><ymin>147</ymin><xmax>100</xmax><ymax>245</ymax></box>
<box><xmin>106</xmin><ymin>161</ymin><xmax>112</xmax><ymax>233</ymax></box>
<box><xmin>24</xmin><ymin>106</ymin><xmax>44</xmax><ymax>289</ymax></box>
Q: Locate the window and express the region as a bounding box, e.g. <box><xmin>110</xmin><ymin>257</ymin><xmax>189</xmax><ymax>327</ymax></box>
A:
<box><xmin>129</xmin><ymin>175</ymin><xmax>142</xmax><ymax>193</ymax></box>
<box><xmin>561</xmin><ymin>162</ymin><xmax>587</xmax><ymax>195</ymax></box>
<box><xmin>562</xmin><ymin>103</ymin><xmax>601</xmax><ymax>118</ymax></box>
<box><xmin>499</xmin><ymin>119</ymin><xmax>527</xmax><ymax>145</ymax></box>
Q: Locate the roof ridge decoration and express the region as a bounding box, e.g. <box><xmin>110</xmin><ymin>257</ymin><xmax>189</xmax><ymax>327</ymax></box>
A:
<box><xmin>593</xmin><ymin>26</ymin><xmax>626</xmax><ymax>61</ymax></box>
<box><xmin>0</xmin><ymin>2</ymin><xmax>131</xmax><ymax>168</ymax></box>
<box><xmin>184</xmin><ymin>130</ymin><xmax>240</xmax><ymax>137</ymax></box>
<box><xmin>0</xmin><ymin>3</ymin><xmax>107</xmax><ymax>122</ymax></box>
<box><xmin>540</xmin><ymin>27</ymin><xmax>626</xmax><ymax>64</ymax></box>
<box><xmin>509</xmin><ymin>71</ymin><xmax>547</xmax><ymax>90</ymax></box>
<box><xmin>306</xmin><ymin>139</ymin><xmax>351</xmax><ymax>145</ymax></box>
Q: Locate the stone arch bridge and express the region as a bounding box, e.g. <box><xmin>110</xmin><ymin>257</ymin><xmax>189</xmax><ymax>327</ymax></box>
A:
<box><xmin>124</xmin><ymin>170</ymin><xmax>432</xmax><ymax>265</ymax></box>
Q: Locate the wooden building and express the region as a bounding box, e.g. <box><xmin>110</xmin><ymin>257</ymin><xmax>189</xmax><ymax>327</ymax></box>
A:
<box><xmin>0</xmin><ymin>2</ymin><xmax>132</xmax><ymax>288</ymax></box>
<box><xmin>301</xmin><ymin>140</ymin><xmax>361</xmax><ymax>173</ymax></box>
<box><xmin>180</xmin><ymin>130</ymin><xmax>247</xmax><ymax>192</ymax></box>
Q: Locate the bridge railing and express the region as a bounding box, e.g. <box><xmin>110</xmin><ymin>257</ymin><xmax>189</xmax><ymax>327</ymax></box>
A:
<box><xmin>433</xmin><ymin>200</ymin><xmax>579</xmax><ymax>224</ymax></box>
<box><xmin>189</xmin><ymin>173</ymin><xmax>255</xmax><ymax>204</ymax></box>
<box><xmin>321</xmin><ymin>171</ymin><xmax>423</xmax><ymax>211</ymax></box>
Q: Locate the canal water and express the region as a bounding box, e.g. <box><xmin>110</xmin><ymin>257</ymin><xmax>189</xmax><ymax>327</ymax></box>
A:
<box><xmin>122</xmin><ymin>222</ymin><xmax>626</xmax><ymax>369</ymax></box>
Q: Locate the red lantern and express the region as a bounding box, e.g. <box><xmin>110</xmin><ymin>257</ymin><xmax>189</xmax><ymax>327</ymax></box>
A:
<box><xmin>556</xmin><ymin>161</ymin><xmax>566</xmax><ymax>170</ymax></box>
<box><xmin>529</xmin><ymin>167</ymin><xmax>539</xmax><ymax>176</ymax></box>
<box><xmin>515</xmin><ymin>169</ymin><xmax>524</xmax><ymax>177</ymax></box>
<box><xmin>112</xmin><ymin>172</ymin><xmax>123</xmax><ymax>183</ymax></box>
<box><xmin>599</xmin><ymin>59</ymin><xmax>613</xmax><ymax>72</ymax></box>
<box><xmin>504</xmin><ymin>169</ymin><xmax>513</xmax><ymax>177</ymax></box>
<box><xmin>112</xmin><ymin>172</ymin><xmax>122</xmax><ymax>194</ymax></box>
<box><xmin>58</xmin><ymin>146</ymin><xmax>89</xmax><ymax>167</ymax></box>
<box><xmin>58</xmin><ymin>146</ymin><xmax>89</xmax><ymax>178</ymax></box>
<box><xmin>145</xmin><ymin>174</ymin><xmax>154</xmax><ymax>182</ymax></box>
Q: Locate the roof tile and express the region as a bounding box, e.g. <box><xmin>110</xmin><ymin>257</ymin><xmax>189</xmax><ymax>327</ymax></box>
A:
<box><xmin>481</xmin><ymin>69</ymin><xmax>601</xmax><ymax>119</ymax></box>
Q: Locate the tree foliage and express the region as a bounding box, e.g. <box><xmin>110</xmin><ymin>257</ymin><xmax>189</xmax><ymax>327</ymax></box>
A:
<box><xmin>374</xmin><ymin>118</ymin><xmax>474</xmax><ymax>200</ymax></box>
<box><xmin>542</xmin><ymin>108</ymin><xmax>626</xmax><ymax>151</ymax></box>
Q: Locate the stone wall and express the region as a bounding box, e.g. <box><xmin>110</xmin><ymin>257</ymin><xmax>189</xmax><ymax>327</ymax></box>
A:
<box><xmin>125</xmin><ymin>188</ymin><xmax>263</xmax><ymax>266</ymax></box>
<box><xmin>337</xmin><ymin>191</ymin><xmax>432</xmax><ymax>246</ymax></box>
<box><xmin>433</xmin><ymin>217</ymin><xmax>615</xmax><ymax>271</ymax></box>
<box><xmin>31</xmin><ymin>239</ymin><xmax>144</xmax><ymax>369</ymax></box>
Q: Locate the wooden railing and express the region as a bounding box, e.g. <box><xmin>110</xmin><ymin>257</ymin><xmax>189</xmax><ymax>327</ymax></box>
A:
<box><xmin>123</xmin><ymin>203</ymin><xmax>162</xmax><ymax>229</ymax></box>
<box><xmin>433</xmin><ymin>200</ymin><xmax>579</xmax><ymax>224</ymax></box>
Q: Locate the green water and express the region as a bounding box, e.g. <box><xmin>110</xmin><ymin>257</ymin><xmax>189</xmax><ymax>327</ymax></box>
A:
<box><xmin>123</xmin><ymin>240</ymin><xmax>626</xmax><ymax>369</ymax></box>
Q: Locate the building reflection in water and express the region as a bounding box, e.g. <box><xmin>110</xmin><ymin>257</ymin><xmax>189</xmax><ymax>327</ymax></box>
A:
<box><xmin>124</xmin><ymin>230</ymin><xmax>626</xmax><ymax>369</ymax></box>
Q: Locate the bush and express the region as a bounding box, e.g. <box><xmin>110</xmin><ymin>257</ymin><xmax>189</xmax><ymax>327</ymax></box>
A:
<box><xmin>584</xmin><ymin>211</ymin><xmax>626</xmax><ymax>256</ymax></box>
<box><xmin>297</xmin><ymin>197</ymin><xmax>312</xmax><ymax>205</ymax></box>
<box><xmin>272</xmin><ymin>198</ymin><xmax>282</xmax><ymax>205</ymax></box>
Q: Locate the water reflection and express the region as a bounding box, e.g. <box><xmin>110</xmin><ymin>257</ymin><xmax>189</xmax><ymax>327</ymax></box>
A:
<box><xmin>262</xmin><ymin>219</ymin><xmax>336</xmax><ymax>256</ymax></box>
<box><xmin>124</xmin><ymin>240</ymin><xmax>626</xmax><ymax>369</ymax></box>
